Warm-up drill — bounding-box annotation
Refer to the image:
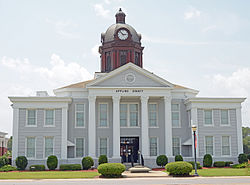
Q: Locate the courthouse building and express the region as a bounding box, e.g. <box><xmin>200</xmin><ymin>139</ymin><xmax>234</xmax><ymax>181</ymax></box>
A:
<box><xmin>9</xmin><ymin>9</ymin><xmax>245</xmax><ymax>167</ymax></box>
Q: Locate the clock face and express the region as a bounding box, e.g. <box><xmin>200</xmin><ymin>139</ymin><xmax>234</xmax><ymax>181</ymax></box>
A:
<box><xmin>118</xmin><ymin>29</ymin><xmax>128</xmax><ymax>40</ymax></box>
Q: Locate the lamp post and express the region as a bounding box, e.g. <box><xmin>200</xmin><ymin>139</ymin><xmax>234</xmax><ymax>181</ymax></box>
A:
<box><xmin>192</xmin><ymin>125</ymin><xmax>199</xmax><ymax>176</ymax></box>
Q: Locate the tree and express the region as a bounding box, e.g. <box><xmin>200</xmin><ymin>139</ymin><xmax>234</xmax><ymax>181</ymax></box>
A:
<box><xmin>242</xmin><ymin>127</ymin><xmax>250</xmax><ymax>154</ymax></box>
<box><xmin>7</xmin><ymin>136</ymin><xmax>12</xmax><ymax>151</ymax></box>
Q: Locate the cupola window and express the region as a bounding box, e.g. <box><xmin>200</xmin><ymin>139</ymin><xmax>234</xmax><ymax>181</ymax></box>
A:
<box><xmin>120</xmin><ymin>50</ymin><xmax>127</xmax><ymax>66</ymax></box>
<box><xmin>135</xmin><ymin>52</ymin><xmax>140</xmax><ymax>66</ymax></box>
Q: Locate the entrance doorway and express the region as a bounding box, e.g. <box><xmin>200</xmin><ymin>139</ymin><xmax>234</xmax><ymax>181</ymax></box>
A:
<box><xmin>120</xmin><ymin>137</ymin><xmax>139</xmax><ymax>163</ymax></box>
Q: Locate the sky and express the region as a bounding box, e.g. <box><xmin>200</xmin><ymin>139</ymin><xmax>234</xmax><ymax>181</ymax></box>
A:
<box><xmin>0</xmin><ymin>0</ymin><xmax>250</xmax><ymax>137</ymax></box>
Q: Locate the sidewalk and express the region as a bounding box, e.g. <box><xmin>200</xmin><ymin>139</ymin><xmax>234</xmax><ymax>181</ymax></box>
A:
<box><xmin>122</xmin><ymin>170</ymin><xmax>168</xmax><ymax>178</ymax></box>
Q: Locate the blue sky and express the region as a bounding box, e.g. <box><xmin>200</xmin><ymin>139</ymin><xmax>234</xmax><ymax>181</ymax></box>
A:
<box><xmin>0</xmin><ymin>0</ymin><xmax>250</xmax><ymax>136</ymax></box>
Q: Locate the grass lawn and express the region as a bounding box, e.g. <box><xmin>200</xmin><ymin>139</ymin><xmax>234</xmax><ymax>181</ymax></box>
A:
<box><xmin>190</xmin><ymin>168</ymin><xmax>250</xmax><ymax>176</ymax></box>
<box><xmin>0</xmin><ymin>171</ymin><xmax>100</xmax><ymax>179</ymax></box>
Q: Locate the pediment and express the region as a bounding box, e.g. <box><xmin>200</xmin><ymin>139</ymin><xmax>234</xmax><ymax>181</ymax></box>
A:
<box><xmin>87</xmin><ymin>63</ymin><xmax>173</xmax><ymax>88</ymax></box>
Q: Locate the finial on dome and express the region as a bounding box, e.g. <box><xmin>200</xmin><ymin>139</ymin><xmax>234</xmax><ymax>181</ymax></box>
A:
<box><xmin>115</xmin><ymin>8</ymin><xmax>126</xmax><ymax>24</ymax></box>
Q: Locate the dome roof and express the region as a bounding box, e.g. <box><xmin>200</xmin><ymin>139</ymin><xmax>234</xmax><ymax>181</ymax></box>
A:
<box><xmin>103</xmin><ymin>23</ymin><xmax>141</xmax><ymax>43</ymax></box>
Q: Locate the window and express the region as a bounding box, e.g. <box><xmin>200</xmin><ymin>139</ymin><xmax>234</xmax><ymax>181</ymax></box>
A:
<box><xmin>76</xmin><ymin>138</ymin><xmax>84</xmax><ymax>158</ymax></box>
<box><xmin>45</xmin><ymin>137</ymin><xmax>54</xmax><ymax>157</ymax></box>
<box><xmin>171</xmin><ymin>104</ymin><xmax>180</xmax><ymax>127</ymax></box>
<box><xmin>149</xmin><ymin>104</ymin><xmax>157</xmax><ymax>127</ymax></box>
<box><xmin>222</xmin><ymin>136</ymin><xmax>230</xmax><ymax>156</ymax></box>
<box><xmin>149</xmin><ymin>137</ymin><xmax>158</xmax><ymax>156</ymax></box>
<box><xmin>205</xmin><ymin>136</ymin><xmax>213</xmax><ymax>155</ymax></box>
<box><xmin>135</xmin><ymin>52</ymin><xmax>140</xmax><ymax>66</ymax></box>
<box><xmin>26</xmin><ymin>137</ymin><xmax>35</xmax><ymax>158</ymax></box>
<box><xmin>172</xmin><ymin>137</ymin><xmax>180</xmax><ymax>156</ymax></box>
<box><xmin>99</xmin><ymin>103</ymin><xmax>108</xmax><ymax>127</ymax></box>
<box><xmin>27</xmin><ymin>109</ymin><xmax>36</xmax><ymax>126</ymax></box>
<box><xmin>106</xmin><ymin>52</ymin><xmax>111</xmax><ymax>72</ymax></box>
<box><xmin>45</xmin><ymin>110</ymin><xmax>54</xmax><ymax>126</ymax></box>
<box><xmin>99</xmin><ymin>138</ymin><xmax>108</xmax><ymax>156</ymax></box>
<box><xmin>120</xmin><ymin>104</ymin><xmax>127</xmax><ymax>127</ymax></box>
<box><xmin>129</xmin><ymin>104</ymin><xmax>138</xmax><ymax>127</ymax></box>
<box><xmin>221</xmin><ymin>110</ymin><xmax>229</xmax><ymax>125</ymax></box>
<box><xmin>76</xmin><ymin>104</ymin><xmax>84</xmax><ymax>127</ymax></box>
<box><xmin>204</xmin><ymin>110</ymin><xmax>213</xmax><ymax>125</ymax></box>
<box><xmin>120</xmin><ymin>50</ymin><xmax>127</xmax><ymax>66</ymax></box>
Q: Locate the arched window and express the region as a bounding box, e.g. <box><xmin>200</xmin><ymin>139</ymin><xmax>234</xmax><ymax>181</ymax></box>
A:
<box><xmin>106</xmin><ymin>52</ymin><xmax>111</xmax><ymax>72</ymax></box>
<box><xmin>120</xmin><ymin>50</ymin><xmax>127</xmax><ymax>66</ymax></box>
<box><xmin>135</xmin><ymin>52</ymin><xmax>140</xmax><ymax>66</ymax></box>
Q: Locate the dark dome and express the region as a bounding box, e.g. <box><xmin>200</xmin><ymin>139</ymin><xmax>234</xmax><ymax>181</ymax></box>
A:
<box><xmin>103</xmin><ymin>23</ymin><xmax>141</xmax><ymax>43</ymax></box>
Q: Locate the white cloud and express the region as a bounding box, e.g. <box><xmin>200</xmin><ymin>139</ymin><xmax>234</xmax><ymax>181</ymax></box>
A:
<box><xmin>202</xmin><ymin>25</ymin><xmax>217</xmax><ymax>33</ymax></box>
<box><xmin>94</xmin><ymin>4</ymin><xmax>111</xmax><ymax>19</ymax></box>
<box><xmin>46</xmin><ymin>19</ymin><xmax>81</xmax><ymax>39</ymax></box>
<box><xmin>184</xmin><ymin>7</ymin><xmax>201</xmax><ymax>20</ymax></box>
<box><xmin>209</xmin><ymin>68</ymin><xmax>250</xmax><ymax>126</ymax></box>
<box><xmin>91</xmin><ymin>44</ymin><xmax>100</xmax><ymax>57</ymax></box>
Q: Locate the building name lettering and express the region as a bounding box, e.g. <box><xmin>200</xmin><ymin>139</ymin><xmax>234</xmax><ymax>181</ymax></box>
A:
<box><xmin>115</xmin><ymin>89</ymin><xmax>144</xmax><ymax>93</ymax></box>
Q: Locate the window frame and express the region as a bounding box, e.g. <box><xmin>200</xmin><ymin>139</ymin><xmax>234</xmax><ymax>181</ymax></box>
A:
<box><xmin>148</xmin><ymin>103</ymin><xmax>158</xmax><ymax>128</ymax></box>
<box><xmin>204</xmin><ymin>136</ymin><xmax>214</xmax><ymax>156</ymax></box>
<box><xmin>149</xmin><ymin>137</ymin><xmax>159</xmax><ymax>157</ymax></box>
<box><xmin>75</xmin><ymin>104</ymin><xmax>85</xmax><ymax>128</ymax></box>
<box><xmin>25</xmin><ymin>137</ymin><xmax>36</xmax><ymax>159</ymax></box>
<box><xmin>120</xmin><ymin>102</ymin><xmax>140</xmax><ymax>128</ymax></box>
<box><xmin>75</xmin><ymin>137</ymin><xmax>85</xmax><ymax>158</ymax></box>
<box><xmin>98</xmin><ymin>103</ymin><xmax>109</xmax><ymax>128</ymax></box>
<box><xmin>203</xmin><ymin>109</ymin><xmax>214</xmax><ymax>126</ymax></box>
<box><xmin>98</xmin><ymin>137</ymin><xmax>109</xmax><ymax>156</ymax></box>
<box><xmin>44</xmin><ymin>109</ymin><xmax>55</xmax><ymax>127</ymax></box>
<box><xmin>172</xmin><ymin>137</ymin><xmax>181</xmax><ymax>156</ymax></box>
<box><xmin>26</xmin><ymin>109</ymin><xmax>37</xmax><ymax>127</ymax></box>
<box><xmin>220</xmin><ymin>109</ymin><xmax>230</xmax><ymax>126</ymax></box>
<box><xmin>171</xmin><ymin>103</ymin><xmax>181</xmax><ymax>128</ymax></box>
<box><xmin>44</xmin><ymin>136</ymin><xmax>54</xmax><ymax>158</ymax></box>
<box><xmin>221</xmin><ymin>136</ymin><xmax>231</xmax><ymax>156</ymax></box>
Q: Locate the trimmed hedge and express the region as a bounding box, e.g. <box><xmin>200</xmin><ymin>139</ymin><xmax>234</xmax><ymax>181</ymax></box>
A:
<box><xmin>175</xmin><ymin>155</ymin><xmax>183</xmax><ymax>162</ymax></box>
<box><xmin>203</xmin><ymin>154</ymin><xmax>213</xmax><ymax>167</ymax></box>
<box><xmin>187</xmin><ymin>161</ymin><xmax>202</xmax><ymax>169</ymax></box>
<box><xmin>156</xmin><ymin>155</ymin><xmax>168</xmax><ymax>167</ymax></box>
<box><xmin>47</xmin><ymin>155</ymin><xmax>58</xmax><ymax>170</ymax></box>
<box><xmin>98</xmin><ymin>155</ymin><xmax>108</xmax><ymax>165</ymax></box>
<box><xmin>0</xmin><ymin>165</ymin><xmax>17</xmax><ymax>172</ymax></box>
<box><xmin>82</xmin><ymin>156</ymin><xmax>94</xmax><ymax>170</ymax></box>
<box><xmin>98</xmin><ymin>163</ymin><xmax>126</xmax><ymax>178</ymax></box>
<box><xmin>165</xmin><ymin>162</ymin><xmax>193</xmax><ymax>176</ymax></box>
<box><xmin>0</xmin><ymin>156</ymin><xmax>9</xmax><ymax>168</ymax></box>
<box><xmin>59</xmin><ymin>164</ymin><xmax>82</xmax><ymax>171</ymax></box>
<box><xmin>225</xmin><ymin>161</ymin><xmax>233</xmax><ymax>167</ymax></box>
<box><xmin>238</xmin><ymin>153</ymin><xmax>248</xmax><ymax>164</ymax></box>
<box><xmin>15</xmin><ymin>156</ymin><xmax>28</xmax><ymax>170</ymax></box>
<box><xmin>213</xmin><ymin>161</ymin><xmax>226</xmax><ymax>167</ymax></box>
<box><xmin>29</xmin><ymin>165</ymin><xmax>45</xmax><ymax>171</ymax></box>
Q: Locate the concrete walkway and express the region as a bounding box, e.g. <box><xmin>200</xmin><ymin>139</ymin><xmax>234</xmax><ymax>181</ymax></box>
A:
<box><xmin>122</xmin><ymin>170</ymin><xmax>168</xmax><ymax>178</ymax></box>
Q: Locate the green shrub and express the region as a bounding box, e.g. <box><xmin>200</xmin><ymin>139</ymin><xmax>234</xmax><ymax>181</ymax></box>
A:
<box><xmin>238</xmin><ymin>153</ymin><xmax>248</xmax><ymax>164</ymax></box>
<box><xmin>98</xmin><ymin>163</ymin><xmax>126</xmax><ymax>178</ymax></box>
<box><xmin>165</xmin><ymin>162</ymin><xmax>193</xmax><ymax>176</ymax></box>
<box><xmin>174</xmin><ymin>155</ymin><xmax>183</xmax><ymax>162</ymax></box>
<box><xmin>0</xmin><ymin>156</ymin><xmax>9</xmax><ymax>168</ymax></box>
<box><xmin>98</xmin><ymin>155</ymin><xmax>108</xmax><ymax>165</ymax></box>
<box><xmin>29</xmin><ymin>165</ymin><xmax>45</xmax><ymax>171</ymax></box>
<box><xmin>82</xmin><ymin>156</ymin><xmax>94</xmax><ymax>170</ymax></box>
<box><xmin>213</xmin><ymin>161</ymin><xmax>226</xmax><ymax>167</ymax></box>
<box><xmin>203</xmin><ymin>154</ymin><xmax>213</xmax><ymax>167</ymax></box>
<box><xmin>59</xmin><ymin>164</ymin><xmax>82</xmax><ymax>171</ymax></box>
<box><xmin>15</xmin><ymin>156</ymin><xmax>28</xmax><ymax>170</ymax></box>
<box><xmin>47</xmin><ymin>155</ymin><xmax>58</xmax><ymax>170</ymax></box>
<box><xmin>187</xmin><ymin>161</ymin><xmax>202</xmax><ymax>169</ymax></box>
<box><xmin>231</xmin><ymin>162</ymin><xmax>248</xmax><ymax>168</ymax></box>
<box><xmin>247</xmin><ymin>154</ymin><xmax>250</xmax><ymax>160</ymax></box>
<box><xmin>0</xmin><ymin>165</ymin><xmax>17</xmax><ymax>172</ymax></box>
<box><xmin>225</xmin><ymin>161</ymin><xmax>233</xmax><ymax>167</ymax></box>
<box><xmin>156</xmin><ymin>155</ymin><xmax>168</xmax><ymax>167</ymax></box>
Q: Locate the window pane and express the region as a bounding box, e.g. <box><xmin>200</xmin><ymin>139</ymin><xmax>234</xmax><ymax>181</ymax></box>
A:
<box><xmin>26</xmin><ymin>137</ymin><xmax>35</xmax><ymax>158</ymax></box>
<box><xmin>27</xmin><ymin>110</ymin><xmax>36</xmax><ymax>125</ymax></box>
<box><xmin>100</xmin><ymin>104</ymin><xmax>108</xmax><ymax>127</ymax></box>
<box><xmin>76</xmin><ymin>104</ymin><xmax>84</xmax><ymax>111</ymax></box>
<box><xmin>76</xmin><ymin>138</ymin><xmax>84</xmax><ymax>158</ymax></box>
<box><xmin>129</xmin><ymin>104</ymin><xmax>138</xmax><ymax>112</ymax></box>
<box><xmin>100</xmin><ymin>138</ymin><xmax>107</xmax><ymax>155</ymax></box>
<box><xmin>205</xmin><ymin>136</ymin><xmax>213</xmax><ymax>155</ymax></box>
<box><xmin>120</xmin><ymin>104</ymin><xmax>127</xmax><ymax>127</ymax></box>
<box><xmin>221</xmin><ymin>110</ymin><xmax>229</xmax><ymax>125</ymax></box>
<box><xmin>222</xmin><ymin>136</ymin><xmax>230</xmax><ymax>155</ymax></box>
<box><xmin>45</xmin><ymin>137</ymin><xmax>53</xmax><ymax>157</ymax></box>
<box><xmin>130</xmin><ymin>104</ymin><xmax>138</xmax><ymax>126</ymax></box>
<box><xmin>171</xmin><ymin>104</ymin><xmax>179</xmax><ymax>111</ymax></box>
<box><xmin>149</xmin><ymin>104</ymin><xmax>157</xmax><ymax>127</ymax></box>
<box><xmin>76</xmin><ymin>112</ymin><xmax>84</xmax><ymax>127</ymax></box>
<box><xmin>45</xmin><ymin>110</ymin><xmax>54</xmax><ymax>125</ymax></box>
<box><xmin>172</xmin><ymin>137</ymin><xmax>180</xmax><ymax>156</ymax></box>
<box><xmin>172</xmin><ymin>112</ymin><xmax>180</xmax><ymax>127</ymax></box>
<box><xmin>204</xmin><ymin>110</ymin><xmax>212</xmax><ymax>125</ymax></box>
<box><xmin>150</xmin><ymin>138</ymin><xmax>157</xmax><ymax>156</ymax></box>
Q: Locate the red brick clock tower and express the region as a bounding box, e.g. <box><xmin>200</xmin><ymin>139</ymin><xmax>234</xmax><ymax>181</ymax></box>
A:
<box><xmin>99</xmin><ymin>8</ymin><xmax>144</xmax><ymax>72</ymax></box>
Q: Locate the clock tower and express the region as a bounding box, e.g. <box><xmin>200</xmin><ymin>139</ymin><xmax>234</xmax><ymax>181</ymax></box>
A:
<box><xmin>99</xmin><ymin>8</ymin><xmax>144</xmax><ymax>72</ymax></box>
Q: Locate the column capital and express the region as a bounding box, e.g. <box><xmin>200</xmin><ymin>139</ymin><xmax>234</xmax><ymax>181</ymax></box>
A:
<box><xmin>112</xmin><ymin>95</ymin><xmax>121</xmax><ymax>102</ymax></box>
<box><xmin>164</xmin><ymin>96</ymin><xmax>172</xmax><ymax>102</ymax></box>
<box><xmin>88</xmin><ymin>95</ymin><xmax>96</xmax><ymax>102</ymax></box>
<box><xmin>140</xmin><ymin>96</ymin><xmax>149</xmax><ymax>102</ymax></box>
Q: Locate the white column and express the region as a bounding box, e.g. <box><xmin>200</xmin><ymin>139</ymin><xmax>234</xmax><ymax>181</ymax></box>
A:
<box><xmin>12</xmin><ymin>107</ymin><xmax>19</xmax><ymax>163</ymax></box>
<box><xmin>164</xmin><ymin>96</ymin><xmax>172</xmax><ymax>157</ymax></box>
<box><xmin>88</xmin><ymin>95</ymin><xmax>96</xmax><ymax>157</ymax></box>
<box><xmin>112</xmin><ymin>96</ymin><xmax>121</xmax><ymax>158</ymax></box>
<box><xmin>61</xmin><ymin>107</ymin><xmax>68</xmax><ymax>159</ymax></box>
<box><xmin>141</xmin><ymin>96</ymin><xmax>149</xmax><ymax>157</ymax></box>
<box><xmin>191</xmin><ymin>107</ymin><xmax>198</xmax><ymax>157</ymax></box>
<box><xmin>236</xmin><ymin>107</ymin><xmax>243</xmax><ymax>154</ymax></box>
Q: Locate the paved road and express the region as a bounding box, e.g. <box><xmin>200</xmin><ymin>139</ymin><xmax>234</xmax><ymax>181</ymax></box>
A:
<box><xmin>1</xmin><ymin>177</ymin><xmax>250</xmax><ymax>185</ymax></box>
